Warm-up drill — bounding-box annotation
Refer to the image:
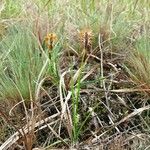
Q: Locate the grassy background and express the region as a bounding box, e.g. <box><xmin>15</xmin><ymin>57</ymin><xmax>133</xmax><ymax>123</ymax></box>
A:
<box><xmin>0</xmin><ymin>0</ymin><xmax>150</xmax><ymax>149</ymax></box>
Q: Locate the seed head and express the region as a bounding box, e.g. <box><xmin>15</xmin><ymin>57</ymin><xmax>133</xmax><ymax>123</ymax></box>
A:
<box><xmin>79</xmin><ymin>28</ymin><xmax>93</xmax><ymax>52</ymax></box>
<box><xmin>44</xmin><ymin>33</ymin><xmax>57</xmax><ymax>50</ymax></box>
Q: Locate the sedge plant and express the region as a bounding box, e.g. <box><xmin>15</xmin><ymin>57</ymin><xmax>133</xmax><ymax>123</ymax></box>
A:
<box><xmin>0</xmin><ymin>24</ymin><xmax>46</xmax><ymax>103</ymax></box>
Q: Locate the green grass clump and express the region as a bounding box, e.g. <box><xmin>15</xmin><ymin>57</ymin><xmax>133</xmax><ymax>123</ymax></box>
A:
<box><xmin>0</xmin><ymin>0</ymin><xmax>22</xmax><ymax>19</ymax></box>
<box><xmin>125</xmin><ymin>27</ymin><xmax>150</xmax><ymax>91</ymax></box>
<box><xmin>1</xmin><ymin>0</ymin><xmax>150</xmax><ymax>149</ymax></box>
<box><xmin>0</xmin><ymin>24</ymin><xmax>45</xmax><ymax>102</ymax></box>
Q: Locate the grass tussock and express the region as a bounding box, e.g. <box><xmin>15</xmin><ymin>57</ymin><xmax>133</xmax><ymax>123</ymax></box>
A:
<box><xmin>0</xmin><ymin>0</ymin><xmax>150</xmax><ymax>150</ymax></box>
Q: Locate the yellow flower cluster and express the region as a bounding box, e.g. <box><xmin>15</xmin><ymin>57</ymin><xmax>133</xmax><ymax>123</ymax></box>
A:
<box><xmin>45</xmin><ymin>33</ymin><xmax>57</xmax><ymax>50</ymax></box>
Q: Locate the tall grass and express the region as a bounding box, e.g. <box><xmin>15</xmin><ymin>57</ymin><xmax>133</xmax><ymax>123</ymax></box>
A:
<box><xmin>0</xmin><ymin>0</ymin><xmax>150</xmax><ymax>149</ymax></box>
<box><xmin>125</xmin><ymin>26</ymin><xmax>150</xmax><ymax>91</ymax></box>
<box><xmin>0</xmin><ymin>0</ymin><xmax>22</xmax><ymax>19</ymax></box>
<box><xmin>0</xmin><ymin>24</ymin><xmax>46</xmax><ymax>102</ymax></box>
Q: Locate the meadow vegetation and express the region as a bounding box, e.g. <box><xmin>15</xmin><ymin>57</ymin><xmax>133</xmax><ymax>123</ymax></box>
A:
<box><xmin>0</xmin><ymin>0</ymin><xmax>150</xmax><ymax>149</ymax></box>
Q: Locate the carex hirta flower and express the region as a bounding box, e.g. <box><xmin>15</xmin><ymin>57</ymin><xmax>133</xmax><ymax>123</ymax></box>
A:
<box><xmin>44</xmin><ymin>33</ymin><xmax>57</xmax><ymax>51</ymax></box>
<box><xmin>79</xmin><ymin>28</ymin><xmax>93</xmax><ymax>60</ymax></box>
<box><xmin>79</xmin><ymin>28</ymin><xmax>93</xmax><ymax>53</ymax></box>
